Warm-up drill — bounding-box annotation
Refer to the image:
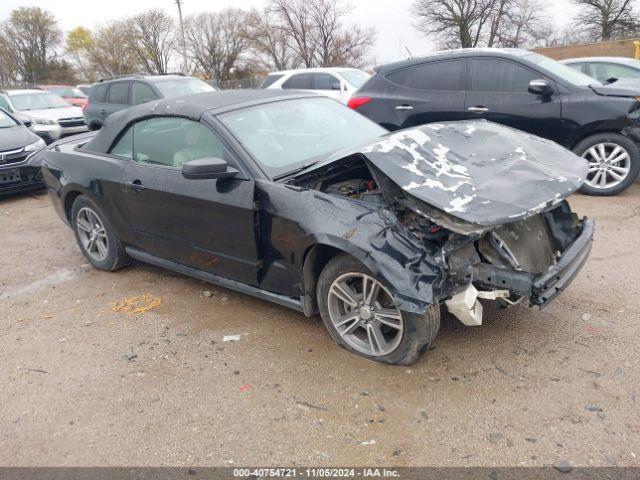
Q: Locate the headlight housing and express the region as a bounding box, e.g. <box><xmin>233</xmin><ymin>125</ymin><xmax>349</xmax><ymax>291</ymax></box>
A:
<box><xmin>31</xmin><ymin>117</ymin><xmax>56</xmax><ymax>126</ymax></box>
<box><xmin>25</xmin><ymin>138</ymin><xmax>47</xmax><ymax>153</ymax></box>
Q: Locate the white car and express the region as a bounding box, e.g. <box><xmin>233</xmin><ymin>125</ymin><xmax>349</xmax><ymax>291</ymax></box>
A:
<box><xmin>0</xmin><ymin>89</ymin><xmax>88</xmax><ymax>144</ymax></box>
<box><xmin>260</xmin><ymin>68</ymin><xmax>371</xmax><ymax>104</ymax></box>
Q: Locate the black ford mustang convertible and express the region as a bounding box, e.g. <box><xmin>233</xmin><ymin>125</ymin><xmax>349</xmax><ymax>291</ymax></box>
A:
<box><xmin>40</xmin><ymin>90</ymin><xmax>594</xmax><ymax>364</ymax></box>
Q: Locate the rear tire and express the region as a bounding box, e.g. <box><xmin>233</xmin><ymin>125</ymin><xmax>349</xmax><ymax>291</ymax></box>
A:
<box><xmin>71</xmin><ymin>195</ymin><xmax>129</xmax><ymax>271</ymax></box>
<box><xmin>573</xmin><ymin>132</ymin><xmax>640</xmax><ymax>196</ymax></box>
<box><xmin>317</xmin><ymin>254</ymin><xmax>440</xmax><ymax>365</ymax></box>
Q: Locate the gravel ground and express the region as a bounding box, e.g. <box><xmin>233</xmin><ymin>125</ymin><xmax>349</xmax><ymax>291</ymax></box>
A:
<box><xmin>1</xmin><ymin>186</ymin><xmax>639</xmax><ymax>467</ymax></box>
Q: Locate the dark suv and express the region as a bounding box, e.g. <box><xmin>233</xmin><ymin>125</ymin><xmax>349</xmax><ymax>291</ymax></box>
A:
<box><xmin>350</xmin><ymin>48</ymin><xmax>640</xmax><ymax>196</ymax></box>
<box><xmin>84</xmin><ymin>74</ymin><xmax>215</xmax><ymax>130</ymax></box>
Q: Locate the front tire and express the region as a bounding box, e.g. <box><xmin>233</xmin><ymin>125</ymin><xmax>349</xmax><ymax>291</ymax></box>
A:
<box><xmin>71</xmin><ymin>195</ymin><xmax>129</xmax><ymax>271</ymax></box>
<box><xmin>573</xmin><ymin>132</ymin><xmax>640</xmax><ymax>196</ymax></box>
<box><xmin>317</xmin><ymin>254</ymin><xmax>440</xmax><ymax>365</ymax></box>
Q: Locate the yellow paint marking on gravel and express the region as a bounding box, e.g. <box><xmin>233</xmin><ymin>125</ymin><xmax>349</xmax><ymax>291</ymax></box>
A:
<box><xmin>111</xmin><ymin>294</ymin><xmax>164</xmax><ymax>315</ymax></box>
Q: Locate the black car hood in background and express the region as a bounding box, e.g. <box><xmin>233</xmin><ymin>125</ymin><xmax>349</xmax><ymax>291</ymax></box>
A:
<box><xmin>0</xmin><ymin>125</ymin><xmax>38</xmax><ymax>152</ymax></box>
<box><xmin>590</xmin><ymin>78</ymin><xmax>640</xmax><ymax>97</ymax></box>
<box><xmin>358</xmin><ymin>120</ymin><xmax>587</xmax><ymax>226</ymax></box>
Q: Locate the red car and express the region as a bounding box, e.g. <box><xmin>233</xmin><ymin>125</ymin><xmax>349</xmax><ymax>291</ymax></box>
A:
<box><xmin>38</xmin><ymin>85</ymin><xmax>88</xmax><ymax>108</ymax></box>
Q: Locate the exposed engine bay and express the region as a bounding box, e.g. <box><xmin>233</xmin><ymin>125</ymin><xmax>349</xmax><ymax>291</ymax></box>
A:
<box><xmin>289</xmin><ymin>154</ymin><xmax>591</xmax><ymax>326</ymax></box>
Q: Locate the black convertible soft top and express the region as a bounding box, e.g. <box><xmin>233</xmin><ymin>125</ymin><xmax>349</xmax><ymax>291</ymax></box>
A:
<box><xmin>84</xmin><ymin>90</ymin><xmax>313</xmax><ymax>154</ymax></box>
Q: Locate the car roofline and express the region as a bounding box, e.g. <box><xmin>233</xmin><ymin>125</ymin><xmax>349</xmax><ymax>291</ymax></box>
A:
<box><xmin>206</xmin><ymin>92</ymin><xmax>325</xmax><ymax>116</ymax></box>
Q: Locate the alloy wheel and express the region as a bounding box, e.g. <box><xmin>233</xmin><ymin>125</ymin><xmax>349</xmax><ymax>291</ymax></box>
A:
<box><xmin>76</xmin><ymin>207</ymin><xmax>109</xmax><ymax>262</ymax></box>
<box><xmin>582</xmin><ymin>142</ymin><xmax>631</xmax><ymax>190</ymax></box>
<box><xmin>327</xmin><ymin>272</ymin><xmax>403</xmax><ymax>357</ymax></box>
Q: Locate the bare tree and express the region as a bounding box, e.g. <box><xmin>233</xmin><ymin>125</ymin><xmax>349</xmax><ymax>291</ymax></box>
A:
<box><xmin>247</xmin><ymin>8</ymin><xmax>297</xmax><ymax>71</ymax></box>
<box><xmin>412</xmin><ymin>0</ymin><xmax>501</xmax><ymax>48</ymax></box>
<box><xmin>0</xmin><ymin>38</ymin><xmax>19</xmax><ymax>85</ymax></box>
<box><xmin>496</xmin><ymin>0</ymin><xmax>551</xmax><ymax>47</ymax></box>
<box><xmin>571</xmin><ymin>0</ymin><xmax>639</xmax><ymax>41</ymax></box>
<box><xmin>267</xmin><ymin>0</ymin><xmax>375</xmax><ymax>67</ymax></box>
<box><xmin>269</xmin><ymin>0</ymin><xmax>317</xmax><ymax>67</ymax></box>
<box><xmin>126</xmin><ymin>9</ymin><xmax>176</xmax><ymax>74</ymax></box>
<box><xmin>184</xmin><ymin>9</ymin><xmax>250</xmax><ymax>86</ymax></box>
<box><xmin>89</xmin><ymin>21</ymin><xmax>141</xmax><ymax>78</ymax></box>
<box><xmin>309</xmin><ymin>0</ymin><xmax>375</xmax><ymax>67</ymax></box>
<box><xmin>0</xmin><ymin>7</ymin><xmax>61</xmax><ymax>83</ymax></box>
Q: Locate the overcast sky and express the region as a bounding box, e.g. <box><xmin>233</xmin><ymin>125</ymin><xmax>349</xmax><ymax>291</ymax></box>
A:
<box><xmin>1</xmin><ymin>0</ymin><xmax>577</xmax><ymax>64</ymax></box>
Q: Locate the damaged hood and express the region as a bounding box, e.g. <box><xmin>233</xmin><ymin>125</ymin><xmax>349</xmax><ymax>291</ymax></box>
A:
<box><xmin>359</xmin><ymin>120</ymin><xmax>587</xmax><ymax>226</ymax></box>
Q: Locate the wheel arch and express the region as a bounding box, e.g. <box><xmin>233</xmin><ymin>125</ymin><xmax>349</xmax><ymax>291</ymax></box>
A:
<box><xmin>63</xmin><ymin>190</ymin><xmax>84</xmax><ymax>223</ymax></box>
<box><xmin>301</xmin><ymin>243</ymin><xmax>346</xmax><ymax>316</ymax></box>
<box><xmin>569</xmin><ymin>128</ymin><xmax>632</xmax><ymax>151</ymax></box>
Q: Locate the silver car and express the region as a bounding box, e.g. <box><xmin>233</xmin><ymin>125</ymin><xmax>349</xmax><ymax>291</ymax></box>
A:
<box><xmin>0</xmin><ymin>89</ymin><xmax>88</xmax><ymax>143</ymax></box>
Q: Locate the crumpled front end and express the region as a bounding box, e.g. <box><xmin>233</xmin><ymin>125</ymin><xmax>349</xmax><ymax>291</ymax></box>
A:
<box><xmin>287</xmin><ymin>120</ymin><xmax>594</xmax><ymax>322</ymax></box>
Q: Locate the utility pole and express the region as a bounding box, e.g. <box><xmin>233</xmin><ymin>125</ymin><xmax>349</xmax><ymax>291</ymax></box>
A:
<box><xmin>175</xmin><ymin>0</ymin><xmax>188</xmax><ymax>74</ymax></box>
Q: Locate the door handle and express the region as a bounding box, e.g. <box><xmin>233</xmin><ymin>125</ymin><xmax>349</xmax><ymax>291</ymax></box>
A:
<box><xmin>468</xmin><ymin>106</ymin><xmax>489</xmax><ymax>113</ymax></box>
<box><xmin>395</xmin><ymin>104</ymin><xmax>414</xmax><ymax>111</ymax></box>
<box><xmin>125</xmin><ymin>180</ymin><xmax>146</xmax><ymax>192</ymax></box>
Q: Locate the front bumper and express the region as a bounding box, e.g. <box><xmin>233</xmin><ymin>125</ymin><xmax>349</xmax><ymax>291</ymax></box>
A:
<box><xmin>472</xmin><ymin>218</ymin><xmax>595</xmax><ymax>308</ymax></box>
<box><xmin>32</xmin><ymin>124</ymin><xmax>89</xmax><ymax>143</ymax></box>
<box><xmin>0</xmin><ymin>165</ymin><xmax>45</xmax><ymax>195</ymax></box>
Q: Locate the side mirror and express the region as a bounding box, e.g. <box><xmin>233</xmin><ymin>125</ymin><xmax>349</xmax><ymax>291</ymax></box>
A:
<box><xmin>182</xmin><ymin>157</ymin><xmax>238</xmax><ymax>180</ymax></box>
<box><xmin>528</xmin><ymin>79</ymin><xmax>553</xmax><ymax>95</ymax></box>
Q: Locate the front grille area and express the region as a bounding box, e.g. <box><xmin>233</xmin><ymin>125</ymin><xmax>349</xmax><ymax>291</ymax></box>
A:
<box><xmin>0</xmin><ymin>148</ymin><xmax>29</xmax><ymax>166</ymax></box>
<box><xmin>58</xmin><ymin>117</ymin><xmax>86</xmax><ymax>128</ymax></box>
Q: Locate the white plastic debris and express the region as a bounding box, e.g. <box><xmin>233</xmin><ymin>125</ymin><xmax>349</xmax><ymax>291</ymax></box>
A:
<box><xmin>223</xmin><ymin>335</ymin><xmax>241</xmax><ymax>342</ymax></box>
<box><xmin>445</xmin><ymin>284</ymin><xmax>483</xmax><ymax>326</ymax></box>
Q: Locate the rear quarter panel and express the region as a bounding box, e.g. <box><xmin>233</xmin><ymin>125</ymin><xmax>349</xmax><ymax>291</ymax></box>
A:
<box><xmin>42</xmin><ymin>144</ymin><xmax>136</xmax><ymax>246</ymax></box>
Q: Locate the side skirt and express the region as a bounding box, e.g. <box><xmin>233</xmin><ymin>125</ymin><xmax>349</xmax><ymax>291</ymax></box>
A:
<box><xmin>125</xmin><ymin>247</ymin><xmax>304</xmax><ymax>312</ymax></box>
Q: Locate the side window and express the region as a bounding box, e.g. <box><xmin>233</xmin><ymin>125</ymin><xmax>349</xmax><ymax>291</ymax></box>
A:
<box><xmin>282</xmin><ymin>73</ymin><xmax>314</xmax><ymax>89</ymax></box>
<box><xmin>91</xmin><ymin>84</ymin><xmax>108</xmax><ymax>102</ymax></box>
<box><xmin>589</xmin><ymin>62</ymin><xmax>640</xmax><ymax>81</ymax></box>
<box><xmin>386</xmin><ymin>68</ymin><xmax>413</xmax><ymax>86</ymax></box>
<box><xmin>260</xmin><ymin>74</ymin><xmax>284</xmax><ymax>89</ymax></box>
<box><xmin>109</xmin><ymin>126</ymin><xmax>134</xmax><ymax>160</ymax></box>
<box><xmin>469</xmin><ymin>59</ymin><xmax>538</xmax><ymax>93</ymax></box>
<box><xmin>406</xmin><ymin>60</ymin><xmax>465</xmax><ymax>90</ymax></box>
<box><xmin>132</xmin><ymin>117</ymin><xmax>230</xmax><ymax>168</ymax></box>
<box><xmin>106</xmin><ymin>82</ymin><xmax>130</xmax><ymax>105</ymax></box>
<box><xmin>314</xmin><ymin>73</ymin><xmax>339</xmax><ymax>90</ymax></box>
<box><xmin>566</xmin><ymin>62</ymin><xmax>584</xmax><ymax>73</ymax></box>
<box><xmin>0</xmin><ymin>95</ymin><xmax>11</xmax><ymax>111</ymax></box>
<box><xmin>131</xmin><ymin>82</ymin><xmax>157</xmax><ymax>105</ymax></box>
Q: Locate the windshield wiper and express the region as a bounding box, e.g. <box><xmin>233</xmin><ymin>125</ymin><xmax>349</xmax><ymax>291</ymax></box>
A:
<box><xmin>272</xmin><ymin>161</ymin><xmax>320</xmax><ymax>181</ymax></box>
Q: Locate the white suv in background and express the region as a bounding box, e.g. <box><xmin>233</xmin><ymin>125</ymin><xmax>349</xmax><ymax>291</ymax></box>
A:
<box><xmin>0</xmin><ymin>89</ymin><xmax>88</xmax><ymax>144</ymax></box>
<box><xmin>260</xmin><ymin>68</ymin><xmax>371</xmax><ymax>104</ymax></box>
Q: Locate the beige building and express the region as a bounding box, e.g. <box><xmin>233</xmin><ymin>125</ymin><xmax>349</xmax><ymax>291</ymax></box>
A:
<box><xmin>534</xmin><ymin>38</ymin><xmax>640</xmax><ymax>60</ymax></box>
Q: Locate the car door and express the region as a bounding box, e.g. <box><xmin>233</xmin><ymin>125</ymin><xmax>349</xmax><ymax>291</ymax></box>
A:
<box><xmin>104</xmin><ymin>81</ymin><xmax>131</xmax><ymax>120</ymax></box>
<box><xmin>115</xmin><ymin>116</ymin><xmax>260</xmax><ymax>286</ymax></box>
<box><xmin>384</xmin><ymin>59</ymin><xmax>467</xmax><ymax>128</ymax></box>
<box><xmin>464</xmin><ymin>57</ymin><xmax>562</xmax><ymax>143</ymax></box>
<box><xmin>312</xmin><ymin>73</ymin><xmax>345</xmax><ymax>102</ymax></box>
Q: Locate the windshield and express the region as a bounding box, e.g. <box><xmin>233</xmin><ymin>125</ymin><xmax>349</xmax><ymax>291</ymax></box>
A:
<box><xmin>153</xmin><ymin>78</ymin><xmax>215</xmax><ymax>98</ymax></box>
<box><xmin>0</xmin><ymin>109</ymin><xmax>18</xmax><ymax>128</ymax></box>
<box><xmin>339</xmin><ymin>69</ymin><xmax>371</xmax><ymax>88</ymax></box>
<box><xmin>525</xmin><ymin>53</ymin><xmax>600</xmax><ymax>86</ymax></box>
<box><xmin>219</xmin><ymin>97</ymin><xmax>387</xmax><ymax>178</ymax></box>
<box><xmin>49</xmin><ymin>87</ymin><xmax>87</xmax><ymax>98</ymax></box>
<box><xmin>10</xmin><ymin>92</ymin><xmax>70</xmax><ymax>110</ymax></box>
